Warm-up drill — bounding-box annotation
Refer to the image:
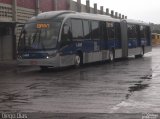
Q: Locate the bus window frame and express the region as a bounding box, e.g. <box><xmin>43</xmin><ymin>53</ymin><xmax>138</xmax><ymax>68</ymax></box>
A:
<box><xmin>91</xmin><ymin>20</ymin><xmax>101</xmax><ymax>41</ymax></box>
<box><xmin>127</xmin><ymin>24</ymin><xmax>139</xmax><ymax>40</ymax></box>
<box><xmin>106</xmin><ymin>22</ymin><xmax>115</xmax><ymax>40</ymax></box>
<box><xmin>82</xmin><ymin>19</ymin><xmax>91</xmax><ymax>40</ymax></box>
<box><xmin>60</xmin><ymin>19</ymin><xmax>72</xmax><ymax>48</ymax></box>
<box><xmin>71</xmin><ymin>18</ymin><xmax>84</xmax><ymax>41</ymax></box>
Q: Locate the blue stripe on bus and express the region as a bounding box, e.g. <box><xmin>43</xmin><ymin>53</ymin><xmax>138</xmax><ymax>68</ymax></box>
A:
<box><xmin>21</xmin><ymin>52</ymin><xmax>48</xmax><ymax>59</ymax></box>
<box><xmin>21</xmin><ymin>39</ymin><xmax>122</xmax><ymax>58</ymax></box>
<box><xmin>128</xmin><ymin>39</ymin><xmax>138</xmax><ymax>48</ymax></box>
<box><xmin>60</xmin><ymin>39</ymin><xmax>122</xmax><ymax>55</ymax></box>
<box><xmin>21</xmin><ymin>38</ymin><xmax>149</xmax><ymax>59</ymax></box>
<box><xmin>128</xmin><ymin>38</ymin><xmax>149</xmax><ymax>48</ymax></box>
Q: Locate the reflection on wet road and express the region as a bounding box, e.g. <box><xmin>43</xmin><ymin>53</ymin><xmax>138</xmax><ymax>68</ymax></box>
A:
<box><xmin>0</xmin><ymin>47</ymin><xmax>160</xmax><ymax>113</ymax></box>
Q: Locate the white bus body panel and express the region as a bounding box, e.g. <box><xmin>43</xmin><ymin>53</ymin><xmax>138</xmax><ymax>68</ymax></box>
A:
<box><xmin>101</xmin><ymin>50</ymin><xmax>109</xmax><ymax>60</ymax></box>
<box><xmin>145</xmin><ymin>46</ymin><xmax>152</xmax><ymax>53</ymax></box>
<box><xmin>59</xmin><ymin>55</ymin><xmax>75</xmax><ymax>67</ymax></box>
<box><xmin>83</xmin><ymin>52</ymin><xmax>102</xmax><ymax>63</ymax></box>
<box><xmin>83</xmin><ymin>50</ymin><xmax>111</xmax><ymax>64</ymax></box>
<box><xmin>17</xmin><ymin>54</ymin><xmax>60</xmax><ymax>67</ymax></box>
<box><xmin>128</xmin><ymin>47</ymin><xmax>141</xmax><ymax>56</ymax></box>
<box><xmin>115</xmin><ymin>49</ymin><xmax>122</xmax><ymax>58</ymax></box>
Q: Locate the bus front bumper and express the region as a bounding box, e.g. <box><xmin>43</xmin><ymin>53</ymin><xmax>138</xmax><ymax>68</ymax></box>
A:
<box><xmin>17</xmin><ymin>56</ymin><xmax>60</xmax><ymax>67</ymax></box>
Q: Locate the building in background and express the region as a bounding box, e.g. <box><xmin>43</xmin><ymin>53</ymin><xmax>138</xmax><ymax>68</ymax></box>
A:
<box><xmin>152</xmin><ymin>33</ymin><xmax>160</xmax><ymax>46</ymax></box>
<box><xmin>0</xmin><ymin>0</ymin><xmax>127</xmax><ymax>61</ymax></box>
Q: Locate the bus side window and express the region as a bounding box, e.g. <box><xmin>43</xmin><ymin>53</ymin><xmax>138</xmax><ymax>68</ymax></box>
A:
<box><xmin>106</xmin><ymin>22</ymin><xmax>115</xmax><ymax>40</ymax></box>
<box><xmin>145</xmin><ymin>26</ymin><xmax>150</xmax><ymax>39</ymax></box>
<box><xmin>71</xmin><ymin>19</ymin><xmax>83</xmax><ymax>40</ymax></box>
<box><xmin>91</xmin><ymin>21</ymin><xmax>100</xmax><ymax>40</ymax></box>
<box><xmin>145</xmin><ymin>26</ymin><xmax>151</xmax><ymax>45</ymax></box>
<box><xmin>61</xmin><ymin>20</ymin><xmax>72</xmax><ymax>47</ymax></box>
<box><xmin>140</xmin><ymin>26</ymin><xmax>145</xmax><ymax>39</ymax></box>
<box><xmin>115</xmin><ymin>23</ymin><xmax>121</xmax><ymax>41</ymax></box>
<box><xmin>127</xmin><ymin>24</ymin><xmax>138</xmax><ymax>39</ymax></box>
<box><xmin>83</xmin><ymin>20</ymin><xmax>91</xmax><ymax>39</ymax></box>
<box><xmin>100</xmin><ymin>21</ymin><xmax>107</xmax><ymax>40</ymax></box>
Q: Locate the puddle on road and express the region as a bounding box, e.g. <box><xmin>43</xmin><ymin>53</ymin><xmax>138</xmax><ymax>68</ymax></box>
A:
<box><xmin>126</xmin><ymin>81</ymin><xmax>149</xmax><ymax>99</ymax></box>
<box><xmin>0</xmin><ymin>51</ymin><xmax>154</xmax><ymax>113</ymax></box>
<box><xmin>0</xmin><ymin>91</ymin><xmax>31</xmax><ymax>109</ymax></box>
<box><xmin>128</xmin><ymin>83</ymin><xmax>149</xmax><ymax>92</ymax></box>
<box><xmin>125</xmin><ymin>71</ymin><xmax>152</xmax><ymax>99</ymax></box>
<box><xmin>140</xmin><ymin>75</ymin><xmax>152</xmax><ymax>79</ymax></box>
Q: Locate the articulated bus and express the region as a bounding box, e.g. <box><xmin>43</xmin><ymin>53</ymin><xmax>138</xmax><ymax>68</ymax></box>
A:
<box><xmin>17</xmin><ymin>11</ymin><xmax>152</xmax><ymax>69</ymax></box>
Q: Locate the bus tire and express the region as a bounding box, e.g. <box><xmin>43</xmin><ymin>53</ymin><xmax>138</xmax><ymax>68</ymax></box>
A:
<box><xmin>74</xmin><ymin>53</ymin><xmax>83</xmax><ymax>67</ymax></box>
<box><xmin>109</xmin><ymin>50</ymin><xmax>115</xmax><ymax>62</ymax></box>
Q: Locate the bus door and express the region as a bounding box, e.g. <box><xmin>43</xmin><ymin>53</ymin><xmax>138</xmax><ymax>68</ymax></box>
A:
<box><xmin>106</xmin><ymin>22</ymin><xmax>115</xmax><ymax>50</ymax></box>
<box><xmin>99</xmin><ymin>21</ymin><xmax>107</xmax><ymax>51</ymax></box>
<box><xmin>82</xmin><ymin>20</ymin><xmax>93</xmax><ymax>53</ymax></box>
<box><xmin>140</xmin><ymin>25</ymin><xmax>151</xmax><ymax>47</ymax></box>
<box><xmin>143</xmin><ymin>26</ymin><xmax>152</xmax><ymax>53</ymax></box>
<box><xmin>91</xmin><ymin>21</ymin><xmax>101</xmax><ymax>52</ymax></box>
<box><xmin>60</xmin><ymin>19</ymin><xmax>73</xmax><ymax>55</ymax></box>
<box><xmin>114</xmin><ymin>22</ymin><xmax>122</xmax><ymax>49</ymax></box>
<box><xmin>140</xmin><ymin>25</ymin><xmax>146</xmax><ymax>46</ymax></box>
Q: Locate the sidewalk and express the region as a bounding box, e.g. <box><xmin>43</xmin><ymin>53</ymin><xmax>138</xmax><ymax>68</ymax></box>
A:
<box><xmin>0</xmin><ymin>60</ymin><xmax>17</xmax><ymax>72</ymax></box>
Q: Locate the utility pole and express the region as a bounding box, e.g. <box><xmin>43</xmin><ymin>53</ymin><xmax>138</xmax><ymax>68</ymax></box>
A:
<box><xmin>86</xmin><ymin>0</ymin><xmax>90</xmax><ymax>13</ymax></box>
<box><xmin>54</xmin><ymin>0</ymin><xmax>58</xmax><ymax>10</ymax></box>
<box><xmin>36</xmin><ymin>0</ymin><xmax>40</xmax><ymax>15</ymax></box>
<box><xmin>94</xmin><ymin>3</ymin><xmax>97</xmax><ymax>14</ymax></box>
<box><xmin>12</xmin><ymin>0</ymin><xmax>17</xmax><ymax>21</ymax></box>
<box><xmin>77</xmin><ymin>0</ymin><xmax>81</xmax><ymax>12</ymax></box>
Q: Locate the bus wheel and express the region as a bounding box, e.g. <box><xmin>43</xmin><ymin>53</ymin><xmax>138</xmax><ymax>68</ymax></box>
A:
<box><xmin>74</xmin><ymin>54</ymin><xmax>82</xmax><ymax>67</ymax></box>
<box><xmin>109</xmin><ymin>50</ymin><xmax>115</xmax><ymax>62</ymax></box>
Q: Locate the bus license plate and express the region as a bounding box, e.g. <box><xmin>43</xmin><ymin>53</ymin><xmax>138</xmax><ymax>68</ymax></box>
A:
<box><xmin>30</xmin><ymin>61</ymin><xmax>38</xmax><ymax>65</ymax></box>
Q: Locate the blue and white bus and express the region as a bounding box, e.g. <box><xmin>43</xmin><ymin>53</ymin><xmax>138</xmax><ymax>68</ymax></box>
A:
<box><xmin>17</xmin><ymin>11</ymin><xmax>151</xmax><ymax>69</ymax></box>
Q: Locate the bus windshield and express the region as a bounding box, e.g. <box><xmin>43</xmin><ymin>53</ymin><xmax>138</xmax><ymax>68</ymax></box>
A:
<box><xmin>18</xmin><ymin>20</ymin><xmax>62</xmax><ymax>51</ymax></box>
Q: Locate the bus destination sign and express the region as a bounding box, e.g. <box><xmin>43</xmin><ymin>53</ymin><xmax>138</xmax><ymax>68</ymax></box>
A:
<box><xmin>36</xmin><ymin>23</ymin><xmax>50</xmax><ymax>29</ymax></box>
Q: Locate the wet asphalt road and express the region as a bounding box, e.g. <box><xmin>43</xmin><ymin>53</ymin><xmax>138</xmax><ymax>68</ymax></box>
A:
<box><xmin>0</xmin><ymin>47</ymin><xmax>160</xmax><ymax>115</ymax></box>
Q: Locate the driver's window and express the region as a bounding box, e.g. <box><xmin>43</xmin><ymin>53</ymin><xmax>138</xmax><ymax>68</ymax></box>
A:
<box><xmin>61</xmin><ymin>19</ymin><xmax>72</xmax><ymax>47</ymax></box>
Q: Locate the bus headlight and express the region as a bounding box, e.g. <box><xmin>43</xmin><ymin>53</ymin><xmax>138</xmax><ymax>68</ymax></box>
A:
<box><xmin>47</xmin><ymin>50</ymin><xmax>57</xmax><ymax>58</ymax></box>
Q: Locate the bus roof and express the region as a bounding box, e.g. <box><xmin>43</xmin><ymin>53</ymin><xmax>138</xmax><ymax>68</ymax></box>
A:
<box><xmin>28</xmin><ymin>11</ymin><xmax>149</xmax><ymax>26</ymax></box>
<box><xmin>29</xmin><ymin>10</ymin><xmax>120</xmax><ymax>22</ymax></box>
<box><xmin>126</xmin><ymin>19</ymin><xmax>149</xmax><ymax>26</ymax></box>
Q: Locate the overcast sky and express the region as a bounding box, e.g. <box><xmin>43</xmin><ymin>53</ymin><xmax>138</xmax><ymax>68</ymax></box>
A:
<box><xmin>73</xmin><ymin>0</ymin><xmax>160</xmax><ymax>24</ymax></box>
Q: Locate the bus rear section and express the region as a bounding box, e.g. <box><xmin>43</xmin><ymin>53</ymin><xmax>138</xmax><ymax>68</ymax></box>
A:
<box><xmin>121</xmin><ymin>19</ymin><xmax>152</xmax><ymax>58</ymax></box>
